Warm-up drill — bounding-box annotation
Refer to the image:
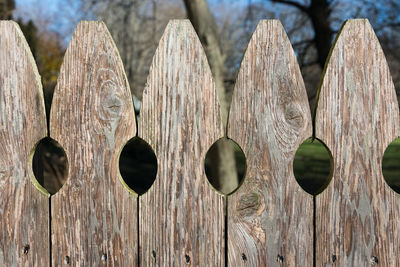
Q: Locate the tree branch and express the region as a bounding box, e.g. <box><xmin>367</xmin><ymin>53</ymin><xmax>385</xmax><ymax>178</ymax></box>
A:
<box><xmin>301</xmin><ymin>60</ymin><xmax>319</xmax><ymax>68</ymax></box>
<box><xmin>287</xmin><ymin>14</ymin><xmax>309</xmax><ymax>36</ymax></box>
<box><xmin>375</xmin><ymin>22</ymin><xmax>400</xmax><ymax>32</ymax></box>
<box><xmin>298</xmin><ymin>40</ymin><xmax>316</xmax><ymax>67</ymax></box>
<box><xmin>269</xmin><ymin>0</ymin><xmax>309</xmax><ymax>14</ymax></box>
<box><xmin>292</xmin><ymin>38</ymin><xmax>314</xmax><ymax>48</ymax></box>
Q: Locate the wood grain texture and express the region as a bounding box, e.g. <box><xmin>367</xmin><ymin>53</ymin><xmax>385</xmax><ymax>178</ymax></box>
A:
<box><xmin>315</xmin><ymin>19</ymin><xmax>400</xmax><ymax>266</ymax></box>
<box><xmin>138</xmin><ymin>20</ymin><xmax>225</xmax><ymax>266</ymax></box>
<box><xmin>50</xmin><ymin>21</ymin><xmax>137</xmax><ymax>266</ymax></box>
<box><xmin>227</xmin><ymin>20</ymin><xmax>313</xmax><ymax>266</ymax></box>
<box><xmin>0</xmin><ymin>21</ymin><xmax>49</xmax><ymax>266</ymax></box>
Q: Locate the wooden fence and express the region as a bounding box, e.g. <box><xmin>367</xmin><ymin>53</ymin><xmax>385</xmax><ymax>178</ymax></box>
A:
<box><xmin>0</xmin><ymin>18</ymin><xmax>399</xmax><ymax>266</ymax></box>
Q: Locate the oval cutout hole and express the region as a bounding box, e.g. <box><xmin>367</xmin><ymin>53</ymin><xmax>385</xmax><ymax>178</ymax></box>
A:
<box><xmin>204</xmin><ymin>137</ymin><xmax>246</xmax><ymax>195</ymax></box>
<box><xmin>293</xmin><ymin>138</ymin><xmax>332</xmax><ymax>195</ymax></box>
<box><xmin>32</xmin><ymin>137</ymin><xmax>68</xmax><ymax>195</ymax></box>
<box><xmin>382</xmin><ymin>138</ymin><xmax>400</xmax><ymax>194</ymax></box>
<box><xmin>119</xmin><ymin>137</ymin><xmax>157</xmax><ymax>195</ymax></box>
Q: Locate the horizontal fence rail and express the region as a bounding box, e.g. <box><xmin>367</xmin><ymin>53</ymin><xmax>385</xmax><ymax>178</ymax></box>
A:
<box><xmin>0</xmin><ymin>18</ymin><xmax>399</xmax><ymax>266</ymax></box>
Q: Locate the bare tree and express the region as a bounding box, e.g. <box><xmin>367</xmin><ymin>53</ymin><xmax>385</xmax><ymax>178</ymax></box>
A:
<box><xmin>13</xmin><ymin>0</ymin><xmax>400</xmax><ymax>194</ymax></box>
<box><xmin>83</xmin><ymin>0</ymin><xmax>185</xmax><ymax>112</ymax></box>
<box><xmin>82</xmin><ymin>0</ymin><xmax>242</xmax><ymax>194</ymax></box>
<box><xmin>266</xmin><ymin>0</ymin><xmax>333</xmax><ymax>69</ymax></box>
<box><xmin>0</xmin><ymin>0</ymin><xmax>14</xmax><ymax>19</ymax></box>
<box><xmin>183</xmin><ymin>0</ymin><xmax>239</xmax><ymax>194</ymax></box>
<box><xmin>266</xmin><ymin>0</ymin><xmax>400</xmax><ymax>106</ymax></box>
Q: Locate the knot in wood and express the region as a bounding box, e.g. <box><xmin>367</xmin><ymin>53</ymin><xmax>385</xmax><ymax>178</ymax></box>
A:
<box><xmin>284</xmin><ymin>103</ymin><xmax>303</xmax><ymax>129</ymax></box>
<box><xmin>277</xmin><ymin>86</ymin><xmax>304</xmax><ymax>129</ymax></box>
<box><xmin>71</xmin><ymin>180</ymin><xmax>83</xmax><ymax>194</ymax></box>
<box><xmin>98</xmin><ymin>81</ymin><xmax>123</xmax><ymax>120</ymax></box>
<box><xmin>236</xmin><ymin>192</ymin><xmax>261</xmax><ymax>217</ymax></box>
<box><xmin>0</xmin><ymin>164</ymin><xmax>9</xmax><ymax>179</ymax></box>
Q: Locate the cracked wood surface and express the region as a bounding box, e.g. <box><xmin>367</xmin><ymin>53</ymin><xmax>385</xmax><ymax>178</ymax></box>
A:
<box><xmin>138</xmin><ymin>20</ymin><xmax>225</xmax><ymax>266</ymax></box>
<box><xmin>50</xmin><ymin>21</ymin><xmax>137</xmax><ymax>266</ymax></box>
<box><xmin>315</xmin><ymin>19</ymin><xmax>400</xmax><ymax>266</ymax></box>
<box><xmin>0</xmin><ymin>21</ymin><xmax>49</xmax><ymax>266</ymax></box>
<box><xmin>227</xmin><ymin>20</ymin><xmax>313</xmax><ymax>266</ymax></box>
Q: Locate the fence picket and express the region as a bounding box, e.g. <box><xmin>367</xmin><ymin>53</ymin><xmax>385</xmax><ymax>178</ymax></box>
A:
<box><xmin>0</xmin><ymin>21</ymin><xmax>49</xmax><ymax>266</ymax></box>
<box><xmin>227</xmin><ymin>20</ymin><xmax>313</xmax><ymax>266</ymax></box>
<box><xmin>1</xmin><ymin>18</ymin><xmax>400</xmax><ymax>266</ymax></box>
<box><xmin>50</xmin><ymin>21</ymin><xmax>137</xmax><ymax>266</ymax></box>
<box><xmin>138</xmin><ymin>20</ymin><xmax>225</xmax><ymax>266</ymax></box>
<box><xmin>315</xmin><ymin>19</ymin><xmax>400</xmax><ymax>266</ymax></box>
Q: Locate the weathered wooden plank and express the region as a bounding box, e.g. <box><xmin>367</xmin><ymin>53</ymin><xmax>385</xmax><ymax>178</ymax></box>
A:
<box><xmin>315</xmin><ymin>19</ymin><xmax>400</xmax><ymax>266</ymax></box>
<box><xmin>227</xmin><ymin>20</ymin><xmax>313</xmax><ymax>266</ymax></box>
<box><xmin>0</xmin><ymin>21</ymin><xmax>49</xmax><ymax>266</ymax></box>
<box><xmin>139</xmin><ymin>20</ymin><xmax>225</xmax><ymax>266</ymax></box>
<box><xmin>50</xmin><ymin>21</ymin><xmax>137</xmax><ymax>266</ymax></box>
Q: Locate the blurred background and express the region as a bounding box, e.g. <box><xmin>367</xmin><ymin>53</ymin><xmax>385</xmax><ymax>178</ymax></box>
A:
<box><xmin>1</xmin><ymin>0</ymin><xmax>400</xmax><ymax>195</ymax></box>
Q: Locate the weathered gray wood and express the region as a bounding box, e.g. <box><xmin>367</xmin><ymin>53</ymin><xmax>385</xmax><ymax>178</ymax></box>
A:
<box><xmin>139</xmin><ymin>20</ymin><xmax>225</xmax><ymax>266</ymax></box>
<box><xmin>227</xmin><ymin>20</ymin><xmax>313</xmax><ymax>266</ymax></box>
<box><xmin>315</xmin><ymin>19</ymin><xmax>400</xmax><ymax>266</ymax></box>
<box><xmin>50</xmin><ymin>21</ymin><xmax>137</xmax><ymax>266</ymax></box>
<box><xmin>0</xmin><ymin>21</ymin><xmax>49</xmax><ymax>266</ymax></box>
<box><xmin>183</xmin><ymin>0</ymin><xmax>239</xmax><ymax>194</ymax></box>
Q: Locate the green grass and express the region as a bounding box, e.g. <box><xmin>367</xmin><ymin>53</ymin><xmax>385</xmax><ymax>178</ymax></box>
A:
<box><xmin>294</xmin><ymin>139</ymin><xmax>332</xmax><ymax>195</ymax></box>
<box><xmin>382</xmin><ymin>138</ymin><xmax>400</xmax><ymax>193</ymax></box>
<box><xmin>293</xmin><ymin>138</ymin><xmax>400</xmax><ymax>195</ymax></box>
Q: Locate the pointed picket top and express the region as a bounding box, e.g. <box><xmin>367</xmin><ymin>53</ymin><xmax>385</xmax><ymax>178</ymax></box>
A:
<box><xmin>50</xmin><ymin>21</ymin><xmax>137</xmax><ymax>266</ymax></box>
<box><xmin>138</xmin><ymin>20</ymin><xmax>225</xmax><ymax>266</ymax></box>
<box><xmin>315</xmin><ymin>19</ymin><xmax>400</xmax><ymax>265</ymax></box>
<box><xmin>0</xmin><ymin>21</ymin><xmax>49</xmax><ymax>266</ymax></box>
<box><xmin>227</xmin><ymin>20</ymin><xmax>313</xmax><ymax>266</ymax></box>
